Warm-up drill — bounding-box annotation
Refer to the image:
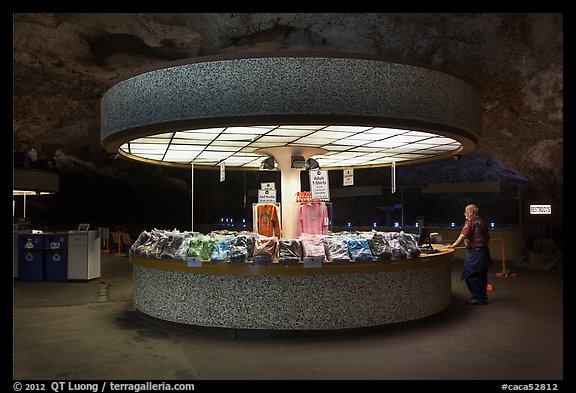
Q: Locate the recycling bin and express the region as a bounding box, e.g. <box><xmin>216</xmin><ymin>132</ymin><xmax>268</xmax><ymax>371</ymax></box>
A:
<box><xmin>18</xmin><ymin>233</ymin><xmax>44</xmax><ymax>281</ymax></box>
<box><xmin>44</xmin><ymin>233</ymin><xmax>68</xmax><ymax>282</ymax></box>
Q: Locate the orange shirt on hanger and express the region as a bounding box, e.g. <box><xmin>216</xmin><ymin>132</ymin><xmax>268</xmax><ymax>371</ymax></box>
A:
<box><xmin>257</xmin><ymin>204</ymin><xmax>281</xmax><ymax>237</ymax></box>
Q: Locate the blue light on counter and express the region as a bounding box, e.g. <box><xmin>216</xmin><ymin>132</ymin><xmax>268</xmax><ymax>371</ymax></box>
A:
<box><xmin>490</xmin><ymin>222</ymin><xmax>495</xmax><ymax>228</ymax></box>
<box><xmin>394</xmin><ymin>222</ymin><xmax>400</xmax><ymax>228</ymax></box>
<box><xmin>451</xmin><ymin>222</ymin><xmax>455</xmax><ymax>228</ymax></box>
<box><xmin>415</xmin><ymin>222</ymin><xmax>419</xmax><ymax>228</ymax></box>
<box><xmin>373</xmin><ymin>222</ymin><xmax>377</xmax><ymax>228</ymax></box>
<box><xmin>347</xmin><ymin>222</ymin><xmax>352</xmax><ymax>228</ymax></box>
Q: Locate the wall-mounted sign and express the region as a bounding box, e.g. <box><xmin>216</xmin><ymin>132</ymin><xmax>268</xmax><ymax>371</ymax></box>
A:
<box><xmin>343</xmin><ymin>168</ymin><xmax>354</xmax><ymax>186</ymax></box>
<box><xmin>530</xmin><ymin>204</ymin><xmax>551</xmax><ymax>215</ymax></box>
<box><xmin>220</xmin><ymin>163</ymin><xmax>225</xmax><ymax>182</ymax></box>
<box><xmin>310</xmin><ymin>170</ymin><xmax>330</xmax><ymax>201</ymax></box>
<box><xmin>261</xmin><ymin>182</ymin><xmax>275</xmax><ymax>190</ymax></box>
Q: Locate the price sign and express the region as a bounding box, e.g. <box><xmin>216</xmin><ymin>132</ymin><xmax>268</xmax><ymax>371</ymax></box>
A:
<box><xmin>310</xmin><ymin>170</ymin><xmax>330</xmax><ymax>201</ymax></box>
<box><xmin>187</xmin><ymin>257</ymin><xmax>202</xmax><ymax>267</ymax></box>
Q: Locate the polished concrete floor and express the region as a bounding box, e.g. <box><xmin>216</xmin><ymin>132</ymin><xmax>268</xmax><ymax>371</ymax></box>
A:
<box><xmin>13</xmin><ymin>253</ymin><xmax>563</xmax><ymax>381</ymax></box>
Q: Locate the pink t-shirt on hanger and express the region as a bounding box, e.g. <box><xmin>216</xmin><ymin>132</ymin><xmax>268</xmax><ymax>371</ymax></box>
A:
<box><xmin>296</xmin><ymin>202</ymin><xmax>329</xmax><ymax>237</ymax></box>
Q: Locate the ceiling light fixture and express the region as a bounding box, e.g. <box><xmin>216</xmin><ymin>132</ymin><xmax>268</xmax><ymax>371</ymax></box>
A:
<box><xmin>291</xmin><ymin>155</ymin><xmax>306</xmax><ymax>169</ymax></box>
<box><xmin>259</xmin><ymin>156</ymin><xmax>277</xmax><ymax>170</ymax></box>
<box><xmin>305</xmin><ymin>158</ymin><xmax>320</xmax><ymax>170</ymax></box>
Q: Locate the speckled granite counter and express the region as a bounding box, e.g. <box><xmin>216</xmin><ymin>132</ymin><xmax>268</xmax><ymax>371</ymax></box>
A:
<box><xmin>131</xmin><ymin>250</ymin><xmax>454</xmax><ymax>331</ymax></box>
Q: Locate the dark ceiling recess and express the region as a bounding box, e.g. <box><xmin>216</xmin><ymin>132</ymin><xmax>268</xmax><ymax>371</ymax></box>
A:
<box><xmin>86</xmin><ymin>32</ymin><xmax>191</xmax><ymax>65</ymax></box>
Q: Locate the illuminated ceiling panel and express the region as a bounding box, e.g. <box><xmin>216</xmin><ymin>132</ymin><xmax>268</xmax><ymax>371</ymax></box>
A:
<box><xmin>118</xmin><ymin>125</ymin><xmax>462</xmax><ymax>168</ymax></box>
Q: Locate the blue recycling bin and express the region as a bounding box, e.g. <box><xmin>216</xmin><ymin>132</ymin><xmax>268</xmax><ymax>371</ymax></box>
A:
<box><xmin>18</xmin><ymin>234</ymin><xmax>44</xmax><ymax>281</ymax></box>
<box><xmin>44</xmin><ymin>233</ymin><xmax>68</xmax><ymax>282</ymax></box>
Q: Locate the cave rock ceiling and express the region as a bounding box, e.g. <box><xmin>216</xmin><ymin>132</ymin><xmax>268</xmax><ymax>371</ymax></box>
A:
<box><xmin>13</xmin><ymin>13</ymin><xmax>563</xmax><ymax>207</ymax></box>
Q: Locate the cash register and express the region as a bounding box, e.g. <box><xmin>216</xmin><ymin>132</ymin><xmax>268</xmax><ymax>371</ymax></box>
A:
<box><xmin>418</xmin><ymin>227</ymin><xmax>439</xmax><ymax>254</ymax></box>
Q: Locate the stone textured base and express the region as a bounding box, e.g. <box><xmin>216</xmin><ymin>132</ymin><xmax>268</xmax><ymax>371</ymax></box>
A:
<box><xmin>133</xmin><ymin>262</ymin><xmax>452</xmax><ymax>330</ymax></box>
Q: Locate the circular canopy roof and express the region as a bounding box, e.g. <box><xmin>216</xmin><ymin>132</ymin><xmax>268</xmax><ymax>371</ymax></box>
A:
<box><xmin>101</xmin><ymin>52</ymin><xmax>480</xmax><ymax>170</ymax></box>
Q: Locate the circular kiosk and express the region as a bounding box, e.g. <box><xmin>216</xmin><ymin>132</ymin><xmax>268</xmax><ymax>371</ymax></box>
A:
<box><xmin>101</xmin><ymin>52</ymin><xmax>478</xmax><ymax>332</ymax></box>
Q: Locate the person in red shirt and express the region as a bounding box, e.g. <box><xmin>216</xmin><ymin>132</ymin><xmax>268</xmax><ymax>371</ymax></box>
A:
<box><xmin>446</xmin><ymin>204</ymin><xmax>493</xmax><ymax>305</ymax></box>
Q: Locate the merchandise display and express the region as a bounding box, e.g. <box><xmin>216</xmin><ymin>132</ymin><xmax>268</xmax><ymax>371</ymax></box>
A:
<box><xmin>253</xmin><ymin>236</ymin><xmax>278</xmax><ymax>264</ymax></box>
<box><xmin>130</xmin><ymin>228</ymin><xmax>433</xmax><ymax>265</ymax></box>
<box><xmin>210</xmin><ymin>235</ymin><xmax>235</xmax><ymax>262</ymax></box>
<box><xmin>255</xmin><ymin>203</ymin><xmax>281</xmax><ymax>237</ymax></box>
<box><xmin>345</xmin><ymin>237</ymin><xmax>374</xmax><ymax>262</ymax></box>
<box><xmin>323</xmin><ymin>235</ymin><xmax>351</xmax><ymax>262</ymax></box>
<box><xmin>229</xmin><ymin>233</ymin><xmax>257</xmax><ymax>263</ymax></box>
<box><xmin>296</xmin><ymin>202</ymin><xmax>330</xmax><ymax>237</ymax></box>
<box><xmin>300</xmin><ymin>233</ymin><xmax>327</xmax><ymax>259</ymax></box>
<box><xmin>278</xmin><ymin>239</ymin><xmax>303</xmax><ymax>264</ymax></box>
<box><xmin>130</xmin><ymin>227</ymin><xmax>454</xmax><ymax>331</ymax></box>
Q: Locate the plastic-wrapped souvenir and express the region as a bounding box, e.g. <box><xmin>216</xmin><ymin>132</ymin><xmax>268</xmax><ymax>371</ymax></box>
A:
<box><xmin>367</xmin><ymin>231</ymin><xmax>393</xmax><ymax>260</ymax></box>
<box><xmin>148</xmin><ymin>231</ymin><xmax>169</xmax><ymax>258</ymax></box>
<box><xmin>210</xmin><ymin>235</ymin><xmax>234</xmax><ymax>262</ymax></box>
<box><xmin>159</xmin><ymin>232</ymin><xmax>187</xmax><ymax>259</ymax></box>
<box><xmin>323</xmin><ymin>235</ymin><xmax>351</xmax><ymax>262</ymax></box>
<box><xmin>278</xmin><ymin>239</ymin><xmax>302</xmax><ymax>264</ymax></box>
<box><xmin>134</xmin><ymin>232</ymin><xmax>157</xmax><ymax>256</ymax></box>
<box><xmin>229</xmin><ymin>233</ymin><xmax>256</xmax><ymax>263</ymax></box>
<box><xmin>346</xmin><ymin>237</ymin><xmax>374</xmax><ymax>262</ymax></box>
<box><xmin>300</xmin><ymin>233</ymin><xmax>326</xmax><ymax>259</ymax></box>
<box><xmin>253</xmin><ymin>236</ymin><xmax>278</xmax><ymax>259</ymax></box>
<box><xmin>388</xmin><ymin>237</ymin><xmax>408</xmax><ymax>260</ymax></box>
<box><xmin>187</xmin><ymin>236</ymin><xmax>204</xmax><ymax>258</ymax></box>
<box><xmin>398</xmin><ymin>231</ymin><xmax>421</xmax><ymax>258</ymax></box>
<box><xmin>131</xmin><ymin>231</ymin><xmax>151</xmax><ymax>253</ymax></box>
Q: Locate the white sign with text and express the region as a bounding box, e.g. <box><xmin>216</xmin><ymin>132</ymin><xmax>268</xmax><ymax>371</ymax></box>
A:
<box><xmin>310</xmin><ymin>170</ymin><xmax>330</xmax><ymax>201</ymax></box>
<box><xmin>529</xmin><ymin>205</ymin><xmax>552</xmax><ymax>215</ymax></box>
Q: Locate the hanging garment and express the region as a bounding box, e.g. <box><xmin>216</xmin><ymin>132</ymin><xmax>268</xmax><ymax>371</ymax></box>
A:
<box><xmin>257</xmin><ymin>204</ymin><xmax>281</xmax><ymax>237</ymax></box>
<box><xmin>296</xmin><ymin>203</ymin><xmax>329</xmax><ymax>237</ymax></box>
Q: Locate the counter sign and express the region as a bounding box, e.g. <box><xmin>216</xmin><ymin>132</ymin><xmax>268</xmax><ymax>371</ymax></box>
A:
<box><xmin>530</xmin><ymin>204</ymin><xmax>551</xmax><ymax>215</ymax></box>
<box><xmin>310</xmin><ymin>170</ymin><xmax>330</xmax><ymax>201</ymax></box>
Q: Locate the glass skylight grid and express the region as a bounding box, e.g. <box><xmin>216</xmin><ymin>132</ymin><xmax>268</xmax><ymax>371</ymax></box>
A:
<box><xmin>267</xmin><ymin>128</ymin><xmax>317</xmax><ymax>136</ymax></box>
<box><xmin>256</xmin><ymin>136</ymin><xmax>300</xmax><ymax>143</ymax></box>
<box><xmin>119</xmin><ymin>125</ymin><xmax>461</xmax><ymax>168</ymax></box>
<box><xmin>224</xmin><ymin>127</ymin><xmax>270</xmax><ymax>134</ymax></box>
<box><xmin>323</xmin><ymin>126</ymin><xmax>373</xmax><ymax>132</ymax></box>
<box><xmin>296</xmin><ymin>137</ymin><xmax>337</xmax><ymax>145</ymax></box>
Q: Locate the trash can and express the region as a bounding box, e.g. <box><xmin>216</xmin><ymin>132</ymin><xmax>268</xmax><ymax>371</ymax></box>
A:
<box><xmin>44</xmin><ymin>233</ymin><xmax>68</xmax><ymax>282</ymax></box>
<box><xmin>18</xmin><ymin>234</ymin><xmax>44</xmax><ymax>281</ymax></box>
